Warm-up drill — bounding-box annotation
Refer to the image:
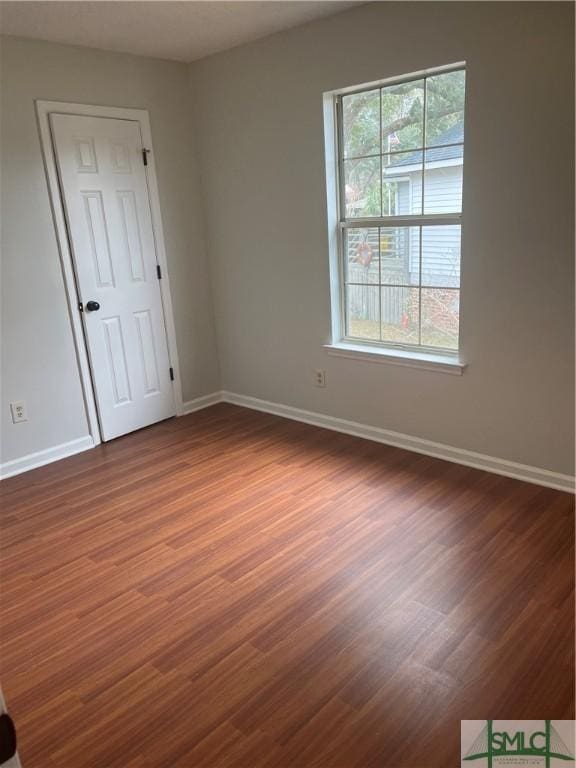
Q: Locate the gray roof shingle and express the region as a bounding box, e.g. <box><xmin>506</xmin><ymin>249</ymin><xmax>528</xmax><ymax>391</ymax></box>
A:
<box><xmin>387</xmin><ymin>122</ymin><xmax>463</xmax><ymax>169</ymax></box>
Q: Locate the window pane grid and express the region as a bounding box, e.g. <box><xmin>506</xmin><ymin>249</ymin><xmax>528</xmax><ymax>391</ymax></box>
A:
<box><xmin>342</xmin><ymin>224</ymin><xmax>461</xmax><ymax>349</ymax></box>
<box><xmin>342</xmin><ymin>71</ymin><xmax>465</xmax><ymax>220</ymax></box>
<box><xmin>338</xmin><ymin>67</ymin><xmax>464</xmax><ymax>353</ymax></box>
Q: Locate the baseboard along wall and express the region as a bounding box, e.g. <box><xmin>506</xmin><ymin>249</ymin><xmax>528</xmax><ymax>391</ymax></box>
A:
<box><xmin>0</xmin><ymin>435</ymin><xmax>95</xmax><ymax>480</ymax></box>
<box><xmin>2</xmin><ymin>393</ymin><xmax>573</xmax><ymax>492</ymax></box>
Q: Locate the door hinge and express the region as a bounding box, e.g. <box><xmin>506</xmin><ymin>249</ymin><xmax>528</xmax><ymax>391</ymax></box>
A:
<box><xmin>169</xmin><ymin>367</ymin><xmax>175</xmax><ymax>381</ymax></box>
<box><xmin>156</xmin><ymin>264</ymin><xmax>162</xmax><ymax>280</ymax></box>
<box><xmin>142</xmin><ymin>148</ymin><xmax>150</xmax><ymax>166</ymax></box>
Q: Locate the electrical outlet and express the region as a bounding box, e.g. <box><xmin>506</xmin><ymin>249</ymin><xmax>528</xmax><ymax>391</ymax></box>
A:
<box><xmin>314</xmin><ymin>369</ymin><xmax>326</xmax><ymax>387</ymax></box>
<box><xmin>10</xmin><ymin>401</ymin><xmax>28</xmax><ymax>423</ymax></box>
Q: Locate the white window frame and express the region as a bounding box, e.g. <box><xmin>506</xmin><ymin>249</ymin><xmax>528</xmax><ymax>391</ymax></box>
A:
<box><xmin>323</xmin><ymin>62</ymin><xmax>467</xmax><ymax>375</ymax></box>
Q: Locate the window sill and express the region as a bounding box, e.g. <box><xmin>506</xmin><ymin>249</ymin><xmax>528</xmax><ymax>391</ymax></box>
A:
<box><xmin>324</xmin><ymin>342</ymin><xmax>466</xmax><ymax>375</ymax></box>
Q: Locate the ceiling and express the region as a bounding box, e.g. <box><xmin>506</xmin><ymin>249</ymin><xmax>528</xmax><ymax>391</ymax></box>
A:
<box><xmin>0</xmin><ymin>1</ymin><xmax>361</xmax><ymax>63</ymax></box>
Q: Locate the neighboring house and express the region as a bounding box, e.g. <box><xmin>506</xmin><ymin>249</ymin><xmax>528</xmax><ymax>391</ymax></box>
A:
<box><xmin>383</xmin><ymin>120</ymin><xmax>463</xmax><ymax>288</ymax></box>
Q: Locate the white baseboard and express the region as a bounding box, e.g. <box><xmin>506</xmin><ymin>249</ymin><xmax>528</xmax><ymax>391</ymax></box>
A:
<box><xmin>1</xmin><ymin>393</ymin><xmax>225</xmax><ymax>480</ymax></box>
<box><xmin>220</xmin><ymin>391</ymin><xmax>575</xmax><ymax>493</ymax></box>
<box><xmin>3</xmin><ymin>393</ymin><xmax>573</xmax><ymax>493</ymax></box>
<box><xmin>181</xmin><ymin>392</ymin><xmax>223</xmax><ymax>415</ymax></box>
<box><xmin>0</xmin><ymin>435</ymin><xmax>95</xmax><ymax>480</ymax></box>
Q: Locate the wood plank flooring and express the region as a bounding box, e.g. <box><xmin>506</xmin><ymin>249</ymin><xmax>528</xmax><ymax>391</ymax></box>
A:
<box><xmin>0</xmin><ymin>403</ymin><xmax>574</xmax><ymax>767</ymax></box>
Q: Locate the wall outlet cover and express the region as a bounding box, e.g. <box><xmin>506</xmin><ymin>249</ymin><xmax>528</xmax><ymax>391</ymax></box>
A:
<box><xmin>314</xmin><ymin>369</ymin><xmax>326</xmax><ymax>387</ymax></box>
<box><xmin>10</xmin><ymin>401</ymin><xmax>28</xmax><ymax>423</ymax></box>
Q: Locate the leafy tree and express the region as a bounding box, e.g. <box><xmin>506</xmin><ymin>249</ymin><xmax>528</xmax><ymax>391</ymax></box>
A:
<box><xmin>342</xmin><ymin>70</ymin><xmax>465</xmax><ymax>216</ymax></box>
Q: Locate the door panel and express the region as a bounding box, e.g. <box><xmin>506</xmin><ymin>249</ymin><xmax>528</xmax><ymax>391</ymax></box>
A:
<box><xmin>50</xmin><ymin>113</ymin><xmax>175</xmax><ymax>440</ymax></box>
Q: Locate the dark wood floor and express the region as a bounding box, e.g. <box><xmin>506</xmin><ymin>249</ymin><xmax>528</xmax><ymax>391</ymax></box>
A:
<box><xmin>1</xmin><ymin>404</ymin><xmax>574</xmax><ymax>767</ymax></box>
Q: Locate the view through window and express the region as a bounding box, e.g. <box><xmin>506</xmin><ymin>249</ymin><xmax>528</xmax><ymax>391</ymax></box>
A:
<box><xmin>336</xmin><ymin>66</ymin><xmax>465</xmax><ymax>353</ymax></box>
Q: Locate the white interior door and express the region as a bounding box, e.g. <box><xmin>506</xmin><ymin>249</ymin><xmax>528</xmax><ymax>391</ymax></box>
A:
<box><xmin>50</xmin><ymin>113</ymin><xmax>176</xmax><ymax>441</ymax></box>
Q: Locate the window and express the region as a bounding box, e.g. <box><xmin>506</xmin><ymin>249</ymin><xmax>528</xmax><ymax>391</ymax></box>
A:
<box><xmin>329</xmin><ymin>65</ymin><xmax>465</xmax><ymax>357</ymax></box>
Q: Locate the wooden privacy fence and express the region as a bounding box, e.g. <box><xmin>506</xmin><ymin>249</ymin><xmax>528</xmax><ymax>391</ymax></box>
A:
<box><xmin>348</xmin><ymin>263</ymin><xmax>410</xmax><ymax>325</ymax></box>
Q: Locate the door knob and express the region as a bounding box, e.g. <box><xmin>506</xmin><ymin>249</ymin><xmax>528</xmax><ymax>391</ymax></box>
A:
<box><xmin>85</xmin><ymin>300</ymin><xmax>100</xmax><ymax>312</ymax></box>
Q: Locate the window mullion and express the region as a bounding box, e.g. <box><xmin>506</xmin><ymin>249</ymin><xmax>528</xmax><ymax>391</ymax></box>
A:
<box><xmin>340</xmin><ymin>215</ymin><xmax>461</xmax><ymax>228</ymax></box>
<box><xmin>336</xmin><ymin>97</ymin><xmax>346</xmax><ymax>222</ymax></box>
<box><xmin>378</xmin><ymin>226</ymin><xmax>382</xmax><ymax>341</ymax></box>
<box><xmin>379</xmin><ymin>88</ymin><xmax>383</xmax><ymax>219</ymax></box>
<box><xmin>378</xmin><ymin>88</ymin><xmax>383</xmax><ymax>341</ymax></box>
<box><xmin>421</xmin><ymin>74</ymin><xmax>427</xmax><ymax>217</ymax></box>
<box><xmin>418</xmin><ymin>226</ymin><xmax>423</xmax><ymax>346</ymax></box>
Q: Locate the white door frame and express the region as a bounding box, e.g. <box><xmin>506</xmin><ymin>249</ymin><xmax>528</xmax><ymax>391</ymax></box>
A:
<box><xmin>36</xmin><ymin>100</ymin><xmax>183</xmax><ymax>446</ymax></box>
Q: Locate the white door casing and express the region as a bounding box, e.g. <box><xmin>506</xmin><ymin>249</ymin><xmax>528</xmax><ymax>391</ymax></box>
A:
<box><xmin>50</xmin><ymin>113</ymin><xmax>176</xmax><ymax>440</ymax></box>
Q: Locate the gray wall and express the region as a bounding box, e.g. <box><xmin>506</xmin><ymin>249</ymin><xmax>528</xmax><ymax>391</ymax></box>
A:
<box><xmin>190</xmin><ymin>1</ymin><xmax>575</xmax><ymax>475</ymax></box>
<box><xmin>1</xmin><ymin>2</ymin><xmax>574</xmax><ymax>478</ymax></box>
<box><xmin>1</xmin><ymin>36</ymin><xmax>220</xmax><ymax>464</ymax></box>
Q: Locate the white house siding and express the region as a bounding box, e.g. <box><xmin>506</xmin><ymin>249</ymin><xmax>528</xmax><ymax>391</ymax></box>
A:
<box><xmin>406</xmin><ymin>165</ymin><xmax>462</xmax><ymax>287</ymax></box>
<box><xmin>396</xmin><ymin>179</ymin><xmax>411</xmax><ymax>217</ymax></box>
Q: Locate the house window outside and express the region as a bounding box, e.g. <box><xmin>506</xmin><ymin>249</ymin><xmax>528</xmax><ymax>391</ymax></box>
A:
<box><xmin>335</xmin><ymin>66</ymin><xmax>465</xmax><ymax>353</ymax></box>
